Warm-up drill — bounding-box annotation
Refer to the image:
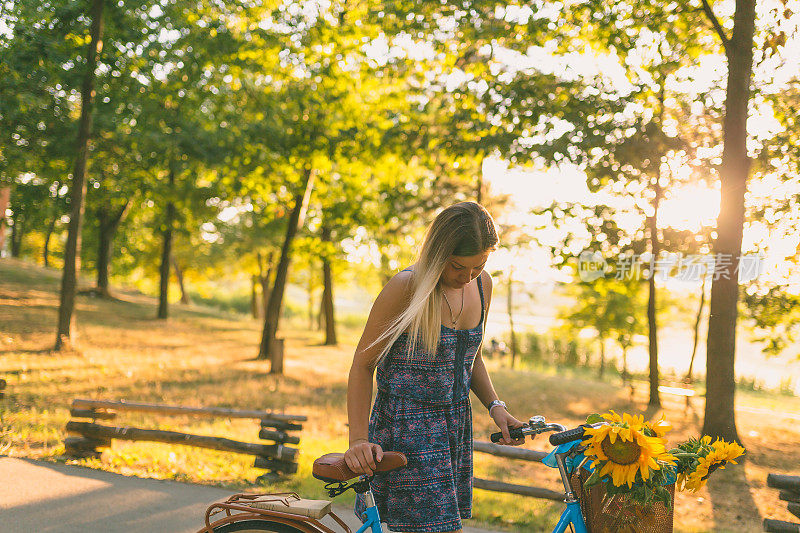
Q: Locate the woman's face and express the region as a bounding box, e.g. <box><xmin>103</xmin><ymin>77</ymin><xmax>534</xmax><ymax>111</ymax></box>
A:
<box><xmin>440</xmin><ymin>250</ymin><xmax>491</xmax><ymax>289</ymax></box>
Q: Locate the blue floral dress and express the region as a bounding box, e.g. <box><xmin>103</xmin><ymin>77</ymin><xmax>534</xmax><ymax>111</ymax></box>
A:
<box><xmin>354</xmin><ymin>272</ymin><xmax>486</xmax><ymax>532</ymax></box>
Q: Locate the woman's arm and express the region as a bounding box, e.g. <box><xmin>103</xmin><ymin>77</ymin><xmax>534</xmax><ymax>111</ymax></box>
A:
<box><xmin>345</xmin><ymin>271</ymin><xmax>412</xmax><ymax>474</ymax></box>
<box><xmin>470</xmin><ymin>270</ymin><xmax>498</xmax><ymax>408</ymax></box>
<box><xmin>470</xmin><ymin>352</ymin><xmax>501</xmax><ymax>409</ymax></box>
<box><xmin>470</xmin><ymin>271</ymin><xmax>525</xmax><ymax>445</ymax></box>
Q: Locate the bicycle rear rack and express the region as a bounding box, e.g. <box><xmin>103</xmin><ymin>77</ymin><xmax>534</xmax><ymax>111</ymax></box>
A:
<box><xmin>200</xmin><ymin>492</ymin><xmax>353</xmax><ymax>533</ymax></box>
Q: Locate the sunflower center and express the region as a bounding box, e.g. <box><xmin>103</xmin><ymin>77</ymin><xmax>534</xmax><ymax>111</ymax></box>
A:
<box><xmin>600</xmin><ymin>435</ymin><xmax>642</xmax><ymax>465</ymax></box>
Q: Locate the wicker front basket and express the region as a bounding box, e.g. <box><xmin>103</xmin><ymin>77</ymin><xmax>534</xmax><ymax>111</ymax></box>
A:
<box><xmin>570</xmin><ymin>469</ymin><xmax>675</xmax><ymax>533</ymax></box>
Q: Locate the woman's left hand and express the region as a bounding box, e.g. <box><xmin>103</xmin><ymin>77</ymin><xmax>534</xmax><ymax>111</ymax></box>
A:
<box><xmin>491</xmin><ymin>408</ymin><xmax>526</xmax><ymax>446</ymax></box>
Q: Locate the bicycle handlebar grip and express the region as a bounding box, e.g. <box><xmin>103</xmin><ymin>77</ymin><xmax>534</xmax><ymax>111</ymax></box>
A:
<box><xmin>490</xmin><ymin>426</ymin><xmax>525</xmax><ymax>443</ymax></box>
<box><xmin>549</xmin><ymin>426</ymin><xmax>587</xmax><ymax>446</ymax></box>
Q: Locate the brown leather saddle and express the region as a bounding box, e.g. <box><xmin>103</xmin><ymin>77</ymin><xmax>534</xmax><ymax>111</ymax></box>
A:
<box><xmin>312</xmin><ymin>452</ymin><xmax>407</xmax><ymax>483</ymax></box>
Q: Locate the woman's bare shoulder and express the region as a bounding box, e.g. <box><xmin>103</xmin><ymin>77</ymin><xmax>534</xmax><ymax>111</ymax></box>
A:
<box><xmin>480</xmin><ymin>269</ymin><xmax>493</xmax><ymax>290</ymax></box>
<box><xmin>356</xmin><ymin>269</ymin><xmax>414</xmax><ymax>356</ymax></box>
<box><xmin>378</xmin><ymin>268</ymin><xmax>414</xmax><ymax>303</ymax></box>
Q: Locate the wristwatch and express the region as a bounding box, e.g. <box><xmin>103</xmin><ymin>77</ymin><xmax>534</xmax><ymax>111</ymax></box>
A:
<box><xmin>487</xmin><ymin>399</ymin><xmax>506</xmax><ymax>416</ymax></box>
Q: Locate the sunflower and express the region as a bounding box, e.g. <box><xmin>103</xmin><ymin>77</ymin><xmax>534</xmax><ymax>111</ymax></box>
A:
<box><xmin>645</xmin><ymin>415</ymin><xmax>672</xmax><ymax>438</ymax></box>
<box><xmin>582</xmin><ymin>411</ymin><xmax>676</xmax><ymax>488</ymax></box>
<box><xmin>680</xmin><ymin>439</ymin><xmax>746</xmax><ymax>493</ymax></box>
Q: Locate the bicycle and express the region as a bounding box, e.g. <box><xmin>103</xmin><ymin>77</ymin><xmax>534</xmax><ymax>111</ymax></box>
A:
<box><xmin>489</xmin><ymin>415</ymin><xmax>607</xmax><ymax>533</ymax></box>
<box><xmin>197</xmin><ymin>415</ymin><xmax>603</xmax><ymax>533</ymax></box>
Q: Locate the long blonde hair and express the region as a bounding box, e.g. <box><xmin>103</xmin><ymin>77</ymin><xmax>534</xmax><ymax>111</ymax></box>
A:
<box><xmin>372</xmin><ymin>201</ymin><xmax>498</xmax><ymax>364</ymax></box>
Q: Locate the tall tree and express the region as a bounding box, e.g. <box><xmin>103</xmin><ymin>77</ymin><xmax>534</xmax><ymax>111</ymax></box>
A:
<box><xmin>505</xmin><ymin>267</ymin><xmax>518</xmax><ymax>368</ymax></box>
<box><xmin>320</xmin><ymin>224</ymin><xmax>337</xmax><ymax>345</ymax></box>
<box><xmin>41</xmin><ymin>181</ymin><xmax>67</xmax><ymax>267</ymax></box>
<box><xmin>552</xmin><ymin>1</ymin><xmax>715</xmax><ymax>406</ymax></box>
<box><xmin>243</xmin><ymin>2</ymin><xmax>436</xmax><ymax>368</ymax></box>
<box><xmin>687</xmin><ymin>262</ymin><xmax>710</xmax><ymax>382</ymax></box>
<box><xmin>93</xmin><ymin>196</ymin><xmax>131</xmax><ymax>296</ymax></box>
<box><xmin>258</xmin><ymin>167</ymin><xmax>315</xmax><ymax>368</ymax></box>
<box><xmin>55</xmin><ymin>0</ymin><xmax>105</xmax><ymax>350</ymax></box>
<box><xmin>1</xmin><ymin>0</ymin><xmax>82</xmax><ymax>263</ymax></box>
<box><xmin>5</xmin><ymin>180</ymin><xmax>54</xmax><ymax>258</ymax></box>
<box><xmin>699</xmin><ymin>0</ymin><xmax>757</xmax><ymax>443</ymax></box>
<box><xmin>157</xmin><ymin>162</ymin><xmax>176</xmax><ymax>319</ymax></box>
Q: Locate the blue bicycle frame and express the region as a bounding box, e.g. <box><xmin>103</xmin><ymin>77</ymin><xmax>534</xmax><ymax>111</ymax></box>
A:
<box><xmin>554</xmin><ymin>501</ymin><xmax>588</xmax><ymax>533</ymax></box>
<box><xmin>354</xmin><ymin>451</ymin><xmax>589</xmax><ymax>533</ymax></box>
<box><xmin>353</xmin><ymin>439</ymin><xmax>591</xmax><ymax>533</ymax></box>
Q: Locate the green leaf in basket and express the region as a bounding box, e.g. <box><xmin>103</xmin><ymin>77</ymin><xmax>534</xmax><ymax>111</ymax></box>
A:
<box><xmin>586</xmin><ymin>413</ymin><xmax>604</xmax><ymax>424</ymax></box>
<box><xmin>583</xmin><ymin>468</ymin><xmax>603</xmax><ymax>487</ymax></box>
<box><xmin>655</xmin><ymin>485</ymin><xmax>672</xmax><ymax>509</ymax></box>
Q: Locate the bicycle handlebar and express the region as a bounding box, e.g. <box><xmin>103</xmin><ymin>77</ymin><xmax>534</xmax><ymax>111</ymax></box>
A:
<box><xmin>549</xmin><ymin>425</ymin><xmax>590</xmax><ymax>446</ymax></box>
<box><xmin>489</xmin><ymin>416</ymin><xmax>606</xmax><ymax>446</ymax></box>
<box><xmin>489</xmin><ymin>426</ymin><xmax>527</xmax><ymax>443</ymax></box>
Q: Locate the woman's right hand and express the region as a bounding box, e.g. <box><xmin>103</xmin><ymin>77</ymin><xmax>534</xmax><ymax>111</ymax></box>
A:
<box><xmin>344</xmin><ymin>440</ymin><xmax>384</xmax><ymax>476</ymax></box>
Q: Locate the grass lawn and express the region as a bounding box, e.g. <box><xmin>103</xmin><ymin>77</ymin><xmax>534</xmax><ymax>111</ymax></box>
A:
<box><xmin>1</xmin><ymin>257</ymin><xmax>799</xmax><ymax>532</ymax></box>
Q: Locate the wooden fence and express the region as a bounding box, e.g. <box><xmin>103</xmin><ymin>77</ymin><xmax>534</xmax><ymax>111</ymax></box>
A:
<box><xmin>0</xmin><ymin>378</ymin><xmax>5</xmax><ymax>399</ymax></box>
<box><xmin>472</xmin><ymin>440</ymin><xmax>564</xmax><ymax>501</ymax></box>
<box><xmin>764</xmin><ymin>473</ymin><xmax>800</xmax><ymax>533</ymax></box>
<box><xmin>64</xmin><ymin>399</ymin><xmax>306</xmax><ymax>483</ymax></box>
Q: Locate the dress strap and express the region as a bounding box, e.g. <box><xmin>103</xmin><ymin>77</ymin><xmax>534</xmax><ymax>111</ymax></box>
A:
<box><xmin>477</xmin><ymin>272</ymin><xmax>485</xmax><ymax>324</ymax></box>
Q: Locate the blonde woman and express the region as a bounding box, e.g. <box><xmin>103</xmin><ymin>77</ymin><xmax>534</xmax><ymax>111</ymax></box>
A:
<box><xmin>345</xmin><ymin>201</ymin><xmax>525</xmax><ymax>533</ymax></box>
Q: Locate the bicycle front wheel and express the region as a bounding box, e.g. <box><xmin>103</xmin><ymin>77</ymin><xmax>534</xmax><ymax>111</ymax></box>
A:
<box><xmin>211</xmin><ymin>519</ymin><xmax>308</xmax><ymax>533</ymax></box>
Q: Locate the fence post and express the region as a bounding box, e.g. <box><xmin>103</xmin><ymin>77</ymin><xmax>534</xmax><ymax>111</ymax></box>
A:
<box><xmin>257</xmin><ymin>414</ymin><xmax>302</xmax><ymax>483</ymax></box>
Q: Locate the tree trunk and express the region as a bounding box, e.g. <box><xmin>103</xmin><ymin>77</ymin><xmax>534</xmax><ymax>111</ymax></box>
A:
<box><xmin>260</xmin><ymin>276</ymin><xmax>271</xmax><ymax>321</ymax></box>
<box><xmin>598</xmin><ymin>336</ymin><xmax>606</xmax><ymax>379</ymax></box>
<box><xmin>621</xmin><ymin>344</ymin><xmax>629</xmax><ymax>384</ymax></box>
<box><xmin>261</xmin><ymin>278</ymin><xmax>270</xmax><ymax>319</ymax></box>
<box><xmin>96</xmin><ymin>210</ymin><xmax>112</xmax><ymax>294</ymax></box>
<box><xmin>43</xmin><ymin>213</ymin><xmax>57</xmax><ymax>267</ymax></box>
<box><xmin>55</xmin><ymin>0</ymin><xmax>104</xmax><ymax>351</ymax></box>
<box><xmin>321</xmin><ymin>225</ymin><xmax>337</xmax><ymax>345</ymax></box>
<box><xmin>257</xmin><ymin>251</ymin><xmax>273</xmax><ymax>320</ymax></box>
<box><xmin>258</xmin><ymin>167</ymin><xmax>315</xmax><ymax>370</ymax></box>
<box><xmin>157</xmin><ymin>165</ymin><xmax>176</xmax><ymax>319</ymax></box>
<box><xmin>96</xmin><ymin>201</ymin><xmax>130</xmax><ymax>297</ymax></box>
<box><xmin>702</xmin><ymin>0</ymin><xmax>755</xmax><ymax>444</ymax></box>
<box><xmin>317</xmin><ymin>294</ymin><xmax>324</xmax><ymax>331</ymax></box>
<box><xmin>172</xmin><ymin>257</ymin><xmax>191</xmax><ymax>304</ymax></box>
<box><xmin>507</xmin><ymin>271</ymin><xmax>517</xmax><ymax>369</ymax></box>
<box><xmin>0</xmin><ymin>186</ymin><xmax>10</xmax><ymax>255</ymax></box>
<box><xmin>686</xmin><ymin>265</ymin><xmax>708</xmax><ymax>383</ymax></box>
<box><xmin>251</xmin><ymin>275</ymin><xmax>260</xmax><ymax>318</ymax></box>
<box><xmin>647</xmin><ymin>180</ymin><xmax>662</xmax><ymax>408</ymax></box>
<box><xmin>10</xmin><ymin>213</ymin><xmax>23</xmax><ymax>257</ymax></box>
<box><xmin>308</xmin><ymin>270</ymin><xmax>315</xmax><ymax>330</ymax></box>
<box><xmin>646</xmin><ymin>82</ymin><xmax>667</xmax><ymax>408</ymax></box>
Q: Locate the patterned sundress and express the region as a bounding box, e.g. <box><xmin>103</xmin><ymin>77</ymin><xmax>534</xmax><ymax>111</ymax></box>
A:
<box><xmin>354</xmin><ymin>271</ymin><xmax>486</xmax><ymax>532</ymax></box>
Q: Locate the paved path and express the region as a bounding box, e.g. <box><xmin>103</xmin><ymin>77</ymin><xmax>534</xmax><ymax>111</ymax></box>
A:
<box><xmin>0</xmin><ymin>457</ymin><xmax>499</xmax><ymax>532</ymax></box>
